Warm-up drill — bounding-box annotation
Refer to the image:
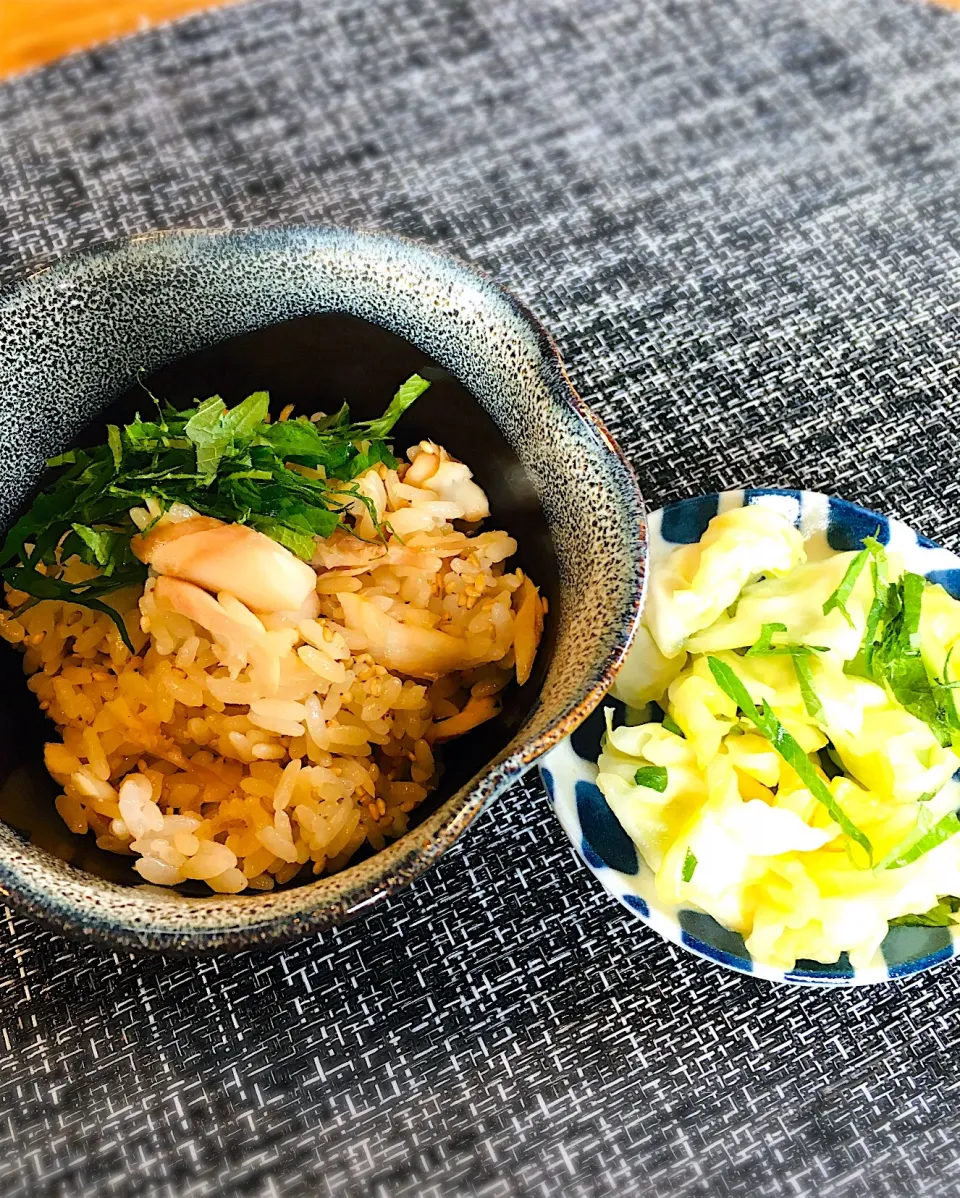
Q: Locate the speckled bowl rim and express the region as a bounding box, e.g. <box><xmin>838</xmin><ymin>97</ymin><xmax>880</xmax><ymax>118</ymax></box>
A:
<box><xmin>0</xmin><ymin>226</ymin><xmax>646</xmax><ymax>954</ymax></box>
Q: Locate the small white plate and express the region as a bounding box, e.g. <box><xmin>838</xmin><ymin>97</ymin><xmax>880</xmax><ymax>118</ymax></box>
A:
<box><xmin>540</xmin><ymin>488</ymin><xmax>960</xmax><ymax>986</ymax></box>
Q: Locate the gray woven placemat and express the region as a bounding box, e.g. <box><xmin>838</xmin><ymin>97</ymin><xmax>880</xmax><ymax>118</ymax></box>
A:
<box><xmin>2</xmin><ymin>0</ymin><xmax>960</xmax><ymax>1193</ymax></box>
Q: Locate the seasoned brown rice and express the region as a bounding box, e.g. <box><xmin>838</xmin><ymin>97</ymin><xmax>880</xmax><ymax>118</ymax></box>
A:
<box><xmin>1</xmin><ymin>440</ymin><xmax>545</xmax><ymax>894</ymax></box>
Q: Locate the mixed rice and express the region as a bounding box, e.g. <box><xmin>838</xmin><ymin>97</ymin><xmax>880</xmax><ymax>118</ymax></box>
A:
<box><xmin>1</xmin><ymin>438</ymin><xmax>544</xmax><ymax>894</ymax></box>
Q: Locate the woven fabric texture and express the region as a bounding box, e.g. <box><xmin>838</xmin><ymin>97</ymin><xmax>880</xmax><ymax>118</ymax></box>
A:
<box><xmin>2</xmin><ymin>0</ymin><xmax>960</xmax><ymax>1193</ymax></box>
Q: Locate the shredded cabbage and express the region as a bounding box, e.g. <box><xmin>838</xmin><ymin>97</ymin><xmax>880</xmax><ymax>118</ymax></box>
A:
<box><xmin>644</xmin><ymin>506</ymin><xmax>806</xmax><ymax>658</ymax></box>
<box><xmin>599</xmin><ymin>504</ymin><xmax>960</xmax><ymax>970</ymax></box>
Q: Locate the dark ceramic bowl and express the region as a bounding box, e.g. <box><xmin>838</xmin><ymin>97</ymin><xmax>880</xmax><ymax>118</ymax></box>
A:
<box><xmin>0</xmin><ymin>227</ymin><xmax>644</xmax><ymax>952</ymax></box>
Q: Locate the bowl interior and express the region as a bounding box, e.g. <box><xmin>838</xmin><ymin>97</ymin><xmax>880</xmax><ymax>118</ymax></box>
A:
<box><xmin>0</xmin><ymin>227</ymin><xmax>643</xmax><ymax>951</ymax></box>
<box><xmin>0</xmin><ymin>311</ymin><xmax>560</xmax><ymax>890</ymax></box>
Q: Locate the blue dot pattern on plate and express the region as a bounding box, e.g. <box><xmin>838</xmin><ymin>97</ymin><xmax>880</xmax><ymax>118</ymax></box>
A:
<box><xmin>659</xmin><ymin>494</ymin><xmax>719</xmax><ymax>544</ymax></box>
<box><xmin>575</xmin><ymin>780</ymin><xmax>638</xmax><ymax>875</ymax></box>
<box><xmin>826</xmin><ymin>496</ymin><xmax>889</xmax><ymax>551</ymax></box>
<box><xmin>539</xmin><ymin>489</ymin><xmax>960</xmax><ymax>987</ymax></box>
<box><xmin>881</xmin><ymin>925</ymin><xmax>954</xmax><ymax>977</ymax></box>
<box><xmin>785</xmin><ymin>953</ymin><xmax>855</xmax><ymax>984</ymax></box>
<box><xmin>926</xmin><ymin>570</ymin><xmax>960</xmax><ymax>600</ymax></box>
<box><xmin>678</xmin><ymin>911</ymin><xmax>753</xmax><ymax>973</ymax></box>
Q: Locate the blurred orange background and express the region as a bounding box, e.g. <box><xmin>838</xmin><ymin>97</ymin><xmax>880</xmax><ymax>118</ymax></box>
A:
<box><xmin>0</xmin><ymin>1</ymin><xmax>237</xmax><ymax>79</ymax></box>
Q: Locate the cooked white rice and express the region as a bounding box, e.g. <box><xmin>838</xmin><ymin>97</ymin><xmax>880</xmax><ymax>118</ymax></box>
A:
<box><xmin>1</xmin><ymin>440</ymin><xmax>545</xmax><ymax>894</ymax></box>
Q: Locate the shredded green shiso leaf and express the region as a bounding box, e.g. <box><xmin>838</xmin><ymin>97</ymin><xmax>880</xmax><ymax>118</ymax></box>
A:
<box><xmin>791</xmin><ymin>654</ymin><xmax>824</xmax><ymax>722</ymax></box>
<box><xmin>734</xmin><ymin>537</ymin><xmax>960</xmax><ymax>872</ymax></box>
<box><xmin>747</xmin><ymin>622</ymin><xmax>827</xmax><ymax>659</ymax></box>
<box><xmin>0</xmin><ymin>374</ymin><xmax>431</xmax><ymax>650</ymax></box>
<box><xmin>634</xmin><ymin>765</ymin><xmax>668</xmax><ymax>792</ymax></box>
<box><xmin>822</xmin><ymin>546</ymin><xmax>870</xmax><ymax>627</ymax></box>
<box><xmin>862</xmin><ymin>565</ymin><xmax>960</xmax><ymax>750</ymax></box>
<box><xmin>819</xmin><ymin>535</ymin><xmax>960</xmax><ymax>749</ymax></box>
<box><xmin>745</xmin><ymin>622</ymin><xmax>826</xmax><ymax>720</ymax></box>
<box><xmin>661</xmin><ymin>713</ymin><xmax>685</xmax><ymax>738</ymax></box>
<box><xmin>706</xmin><ymin>655</ymin><xmax>874</xmax><ymax>863</ymax></box>
<box><xmin>880</xmin><ymin>812</ymin><xmax>960</xmax><ymax>871</ymax></box>
<box><xmin>890</xmin><ymin>895</ymin><xmax>960</xmax><ymax>927</ymax></box>
<box><xmin>745</xmin><ymin>621</ymin><xmax>788</xmax><ymax>657</ymax></box>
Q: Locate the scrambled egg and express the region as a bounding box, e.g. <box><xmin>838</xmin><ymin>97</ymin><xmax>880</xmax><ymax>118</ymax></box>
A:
<box><xmin>600</xmin><ymin>505</ymin><xmax>960</xmax><ymax>971</ymax></box>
